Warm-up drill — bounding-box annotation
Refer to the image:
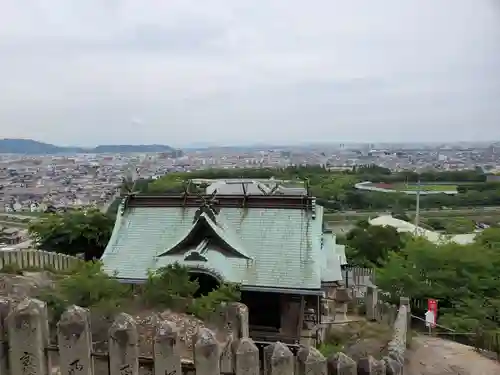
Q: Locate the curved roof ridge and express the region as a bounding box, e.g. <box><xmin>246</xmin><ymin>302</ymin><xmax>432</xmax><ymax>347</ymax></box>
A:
<box><xmin>158</xmin><ymin>212</ymin><xmax>251</xmax><ymax>259</ymax></box>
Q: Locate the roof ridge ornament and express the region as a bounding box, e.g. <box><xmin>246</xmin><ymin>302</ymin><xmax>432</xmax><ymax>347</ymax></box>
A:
<box><xmin>193</xmin><ymin>189</ymin><xmax>219</xmax><ymax>224</ymax></box>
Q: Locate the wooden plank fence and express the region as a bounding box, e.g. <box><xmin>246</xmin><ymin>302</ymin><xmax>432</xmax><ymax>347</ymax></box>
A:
<box><xmin>0</xmin><ymin>296</ymin><xmax>410</xmax><ymax>375</ymax></box>
<box><xmin>0</xmin><ymin>249</ymin><xmax>80</xmax><ymax>272</ymax></box>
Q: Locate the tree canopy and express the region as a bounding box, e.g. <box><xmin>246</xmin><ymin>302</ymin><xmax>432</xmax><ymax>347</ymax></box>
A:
<box><xmin>28</xmin><ymin>209</ymin><xmax>114</xmax><ymax>260</ymax></box>
<box><xmin>376</xmin><ymin>230</ymin><xmax>500</xmax><ymax>333</ymax></box>
<box><xmin>344</xmin><ymin>222</ymin><xmax>405</xmax><ymax>267</ymax></box>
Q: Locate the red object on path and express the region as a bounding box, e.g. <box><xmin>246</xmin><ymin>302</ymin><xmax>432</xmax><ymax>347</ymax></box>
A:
<box><xmin>427</xmin><ymin>299</ymin><xmax>438</xmax><ymax>327</ymax></box>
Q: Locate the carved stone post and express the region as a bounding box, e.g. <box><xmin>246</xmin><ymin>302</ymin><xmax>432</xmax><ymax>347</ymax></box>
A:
<box><xmin>220</xmin><ymin>334</ymin><xmax>235</xmax><ymax>373</ymax></box>
<box><xmin>153</xmin><ymin>320</ymin><xmax>181</xmax><ymax>375</ymax></box>
<box><xmin>326</xmin><ymin>352</ymin><xmax>357</xmax><ymax>375</ymax></box>
<box><xmin>357</xmin><ymin>356</ymin><xmax>386</xmax><ymax>375</ymax></box>
<box><xmin>296</xmin><ymin>346</ymin><xmax>327</xmax><ymax>375</ymax></box>
<box><xmin>234</xmin><ymin>338</ymin><xmax>259</xmax><ymax>375</ymax></box>
<box><xmin>7</xmin><ymin>298</ymin><xmax>46</xmax><ymax>375</ymax></box>
<box><xmin>0</xmin><ymin>297</ymin><xmax>11</xmax><ymax>375</ymax></box>
<box><xmin>57</xmin><ymin>306</ymin><xmax>93</xmax><ymax>375</ymax></box>
<box><xmin>400</xmin><ymin>296</ymin><xmax>411</xmax><ymax>345</ymax></box>
<box><xmin>383</xmin><ymin>356</ymin><xmax>402</xmax><ymax>375</ymax></box>
<box><xmin>109</xmin><ymin>313</ymin><xmax>139</xmax><ymax>375</ymax></box>
<box><xmin>193</xmin><ymin>328</ymin><xmax>220</xmax><ymax>375</ymax></box>
<box><xmin>365</xmin><ymin>286</ymin><xmax>378</xmax><ymax>321</ymax></box>
<box><xmin>263</xmin><ymin>342</ymin><xmax>294</xmax><ymax>375</ymax></box>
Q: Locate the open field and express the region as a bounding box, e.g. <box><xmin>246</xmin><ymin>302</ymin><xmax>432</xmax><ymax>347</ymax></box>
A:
<box><xmin>325</xmin><ymin>206</ymin><xmax>500</xmax><ymax>223</ymax></box>
<box><xmin>366</xmin><ymin>182</ymin><xmax>458</xmax><ymax>192</ymax></box>
<box><xmin>392</xmin><ymin>183</ymin><xmax>457</xmax><ymax>192</ymax></box>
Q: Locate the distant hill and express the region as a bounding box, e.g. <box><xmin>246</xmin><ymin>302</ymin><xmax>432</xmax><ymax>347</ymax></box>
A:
<box><xmin>0</xmin><ymin>139</ymin><xmax>178</xmax><ymax>155</ymax></box>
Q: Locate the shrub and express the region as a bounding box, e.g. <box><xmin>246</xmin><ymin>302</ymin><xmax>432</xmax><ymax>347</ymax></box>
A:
<box><xmin>187</xmin><ymin>282</ymin><xmax>241</xmax><ymax>319</ymax></box>
<box><xmin>0</xmin><ymin>263</ymin><xmax>22</xmax><ymax>274</ymax></box>
<box><xmin>142</xmin><ymin>263</ymin><xmax>241</xmax><ymax>319</ymax></box>
<box><xmin>142</xmin><ymin>264</ymin><xmax>199</xmax><ymax>309</ymax></box>
<box><xmin>37</xmin><ymin>261</ymin><xmax>132</xmax><ymax>320</ymax></box>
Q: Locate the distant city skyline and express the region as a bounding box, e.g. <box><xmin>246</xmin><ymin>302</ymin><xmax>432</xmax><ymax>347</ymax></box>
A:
<box><xmin>1</xmin><ymin>0</ymin><xmax>499</xmax><ymax>146</ymax></box>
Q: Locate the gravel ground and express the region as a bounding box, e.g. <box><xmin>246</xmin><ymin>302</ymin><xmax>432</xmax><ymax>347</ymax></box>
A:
<box><xmin>406</xmin><ymin>336</ymin><xmax>500</xmax><ymax>375</ymax></box>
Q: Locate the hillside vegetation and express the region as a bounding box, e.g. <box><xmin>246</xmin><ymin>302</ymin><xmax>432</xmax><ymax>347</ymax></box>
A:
<box><xmin>0</xmin><ymin>138</ymin><xmax>178</xmax><ymax>154</ymax></box>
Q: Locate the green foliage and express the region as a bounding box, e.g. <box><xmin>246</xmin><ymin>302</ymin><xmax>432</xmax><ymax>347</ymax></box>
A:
<box><xmin>424</xmin><ymin>217</ymin><xmax>476</xmax><ymax>234</ymax></box>
<box><xmin>37</xmin><ymin>261</ymin><xmax>132</xmax><ymax>320</ymax></box>
<box><xmin>142</xmin><ymin>264</ymin><xmax>241</xmax><ymax>320</ymax></box>
<box><xmin>376</xmin><ymin>230</ymin><xmax>500</xmax><ymax>333</ymax></box>
<box><xmin>34</xmin><ymin>261</ymin><xmax>241</xmax><ymax>322</ymax></box>
<box><xmin>345</xmin><ymin>224</ymin><xmax>404</xmax><ymax>267</ymax></box>
<box><xmin>187</xmin><ymin>282</ymin><xmax>241</xmax><ymax>320</ymax></box>
<box><xmin>475</xmin><ymin>227</ymin><xmax>500</xmax><ymax>249</ymax></box>
<box><xmin>142</xmin><ymin>264</ymin><xmax>200</xmax><ymax>309</ymax></box>
<box><xmin>28</xmin><ymin>209</ymin><xmax>114</xmax><ymax>260</ymax></box>
<box><xmin>0</xmin><ymin>263</ymin><xmax>22</xmax><ymax>274</ymax></box>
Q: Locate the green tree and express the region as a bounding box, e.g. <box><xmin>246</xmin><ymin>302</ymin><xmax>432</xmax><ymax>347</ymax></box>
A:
<box><xmin>28</xmin><ymin>209</ymin><xmax>114</xmax><ymax>260</ymax></box>
<box><xmin>475</xmin><ymin>228</ymin><xmax>500</xmax><ymax>249</ymax></box>
<box><xmin>345</xmin><ymin>224</ymin><xmax>404</xmax><ymax>267</ymax></box>
<box><xmin>376</xmin><ymin>237</ymin><xmax>500</xmax><ymax>333</ymax></box>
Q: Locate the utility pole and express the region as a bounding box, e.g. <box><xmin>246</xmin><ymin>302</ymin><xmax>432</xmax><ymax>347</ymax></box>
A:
<box><xmin>414</xmin><ymin>179</ymin><xmax>421</xmax><ymax>236</ymax></box>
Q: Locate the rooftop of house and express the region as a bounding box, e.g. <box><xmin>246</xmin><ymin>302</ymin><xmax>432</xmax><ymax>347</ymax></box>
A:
<box><xmin>102</xmin><ymin>193</ymin><xmax>343</xmax><ymax>294</ymax></box>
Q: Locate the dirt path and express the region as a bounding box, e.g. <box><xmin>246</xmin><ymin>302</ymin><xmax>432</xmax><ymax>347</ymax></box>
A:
<box><xmin>406</xmin><ymin>335</ymin><xmax>500</xmax><ymax>375</ymax></box>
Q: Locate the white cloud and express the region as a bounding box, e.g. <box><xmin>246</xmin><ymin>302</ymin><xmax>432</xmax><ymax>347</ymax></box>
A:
<box><xmin>0</xmin><ymin>0</ymin><xmax>499</xmax><ymax>146</ymax></box>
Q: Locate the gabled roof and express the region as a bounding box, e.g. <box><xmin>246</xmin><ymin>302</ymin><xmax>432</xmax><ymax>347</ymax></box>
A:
<box><xmin>101</xmin><ymin>200</ymin><xmax>324</xmax><ymax>291</ymax></box>
<box><xmin>158</xmin><ymin>212</ymin><xmax>251</xmax><ymax>260</ymax></box>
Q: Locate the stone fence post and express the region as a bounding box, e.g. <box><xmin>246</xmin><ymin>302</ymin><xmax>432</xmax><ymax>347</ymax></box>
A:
<box><xmin>365</xmin><ymin>286</ymin><xmax>378</xmax><ymax>321</ymax></box>
<box><xmin>2</xmin><ymin>298</ymin><xmax>411</xmax><ymax>375</ymax></box>
<box><xmin>109</xmin><ymin>313</ymin><xmax>139</xmax><ymax>375</ymax></box>
<box><xmin>153</xmin><ymin>320</ymin><xmax>181</xmax><ymax>375</ymax></box>
<box><xmin>0</xmin><ymin>297</ymin><xmax>11</xmax><ymax>375</ymax></box>
<box><xmin>57</xmin><ymin>305</ymin><xmax>93</xmax><ymax>375</ymax></box>
<box><xmin>6</xmin><ymin>298</ymin><xmax>46</xmax><ymax>375</ymax></box>
<box><xmin>263</xmin><ymin>342</ymin><xmax>294</xmax><ymax>375</ymax></box>
<box><xmin>234</xmin><ymin>338</ymin><xmax>259</xmax><ymax>375</ymax></box>
<box><xmin>193</xmin><ymin>327</ymin><xmax>220</xmax><ymax>375</ymax></box>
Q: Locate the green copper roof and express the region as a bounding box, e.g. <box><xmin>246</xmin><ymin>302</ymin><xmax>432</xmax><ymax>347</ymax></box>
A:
<box><xmin>321</xmin><ymin>233</ymin><xmax>343</xmax><ymax>282</ymax></box>
<box><xmin>159</xmin><ymin>212</ymin><xmax>251</xmax><ymax>259</ymax></box>
<box><xmin>102</xmin><ymin>203</ymin><xmax>326</xmax><ymax>290</ymax></box>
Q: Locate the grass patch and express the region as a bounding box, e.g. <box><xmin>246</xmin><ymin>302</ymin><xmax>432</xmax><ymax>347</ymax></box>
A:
<box><xmin>319</xmin><ymin>320</ymin><xmax>394</xmax><ymax>360</ymax></box>
<box><xmin>393</xmin><ymin>183</ymin><xmax>457</xmax><ymax>192</ymax></box>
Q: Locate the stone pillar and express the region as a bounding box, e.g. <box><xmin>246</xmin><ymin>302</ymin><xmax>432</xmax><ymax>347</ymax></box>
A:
<box><xmin>193</xmin><ymin>327</ymin><xmax>220</xmax><ymax>375</ymax></box>
<box><xmin>57</xmin><ymin>305</ymin><xmax>93</xmax><ymax>375</ymax></box>
<box><xmin>326</xmin><ymin>352</ymin><xmax>356</xmax><ymax>375</ymax></box>
<box><xmin>383</xmin><ymin>303</ymin><xmax>393</xmax><ymax>325</ymax></box>
<box><xmin>400</xmin><ymin>297</ymin><xmax>411</xmax><ymax>346</ymax></box>
<box><xmin>32</xmin><ymin>299</ymin><xmax>51</xmax><ymax>375</ymax></box>
<box><xmin>235</xmin><ymin>303</ymin><xmax>249</xmax><ymax>338</ymax></box>
<box><xmin>220</xmin><ymin>334</ymin><xmax>235</xmax><ymax>373</ymax></box>
<box><xmin>153</xmin><ymin>320</ymin><xmax>181</xmax><ymax>375</ymax></box>
<box><xmin>234</xmin><ymin>338</ymin><xmax>259</xmax><ymax>375</ymax></box>
<box><xmin>109</xmin><ymin>313</ymin><xmax>139</xmax><ymax>375</ymax></box>
<box><xmin>383</xmin><ymin>356</ymin><xmax>402</xmax><ymax>375</ymax></box>
<box><xmin>222</xmin><ymin>303</ymin><xmax>249</xmax><ymax>340</ymax></box>
<box><xmin>364</xmin><ymin>286</ymin><xmax>378</xmax><ymax>321</ymax></box>
<box><xmin>357</xmin><ymin>356</ymin><xmax>386</xmax><ymax>375</ymax></box>
<box><xmin>263</xmin><ymin>342</ymin><xmax>294</xmax><ymax>375</ymax></box>
<box><xmin>296</xmin><ymin>346</ymin><xmax>327</xmax><ymax>375</ymax></box>
<box><xmin>6</xmin><ymin>298</ymin><xmax>46</xmax><ymax>375</ymax></box>
<box><xmin>0</xmin><ymin>297</ymin><xmax>11</xmax><ymax>375</ymax></box>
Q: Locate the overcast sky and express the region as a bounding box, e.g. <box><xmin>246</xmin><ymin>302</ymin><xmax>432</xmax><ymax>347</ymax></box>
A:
<box><xmin>1</xmin><ymin>0</ymin><xmax>499</xmax><ymax>147</ymax></box>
